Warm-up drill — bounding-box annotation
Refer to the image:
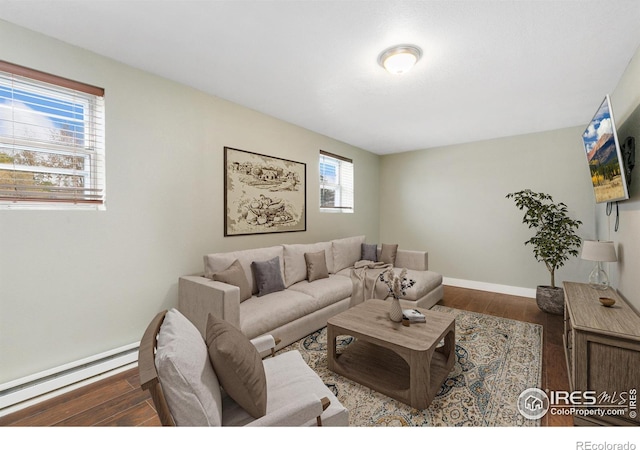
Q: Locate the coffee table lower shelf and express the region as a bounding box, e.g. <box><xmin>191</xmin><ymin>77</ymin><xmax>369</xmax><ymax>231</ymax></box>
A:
<box><xmin>331</xmin><ymin>339</ymin><xmax>451</xmax><ymax>407</ymax></box>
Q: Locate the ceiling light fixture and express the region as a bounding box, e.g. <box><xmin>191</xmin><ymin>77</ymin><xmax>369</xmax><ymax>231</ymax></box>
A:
<box><xmin>377</xmin><ymin>44</ymin><xmax>422</xmax><ymax>74</ymax></box>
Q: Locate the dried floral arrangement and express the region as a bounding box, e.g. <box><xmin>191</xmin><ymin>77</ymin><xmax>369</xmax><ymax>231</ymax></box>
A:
<box><xmin>379</xmin><ymin>267</ymin><xmax>416</xmax><ymax>300</ymax></box>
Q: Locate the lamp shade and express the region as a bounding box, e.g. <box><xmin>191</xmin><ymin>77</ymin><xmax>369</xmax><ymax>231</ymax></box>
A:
<box><xmin>581</xmin><ymin>240</ymin><xmax>617</xmax><ymax>262</ymax></box>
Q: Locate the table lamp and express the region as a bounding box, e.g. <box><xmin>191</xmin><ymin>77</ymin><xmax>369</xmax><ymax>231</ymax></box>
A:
<box><xmin>581</xmin><ymin>240</ymin><xmax>617</xmax><ymax>290</ymax></box>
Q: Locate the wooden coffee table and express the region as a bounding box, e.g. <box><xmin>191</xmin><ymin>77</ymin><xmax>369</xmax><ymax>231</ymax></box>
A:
<box><xmin>327</xmin><ymin>299</ymin><xmax>455</xmax><ymax>410</ymax></box>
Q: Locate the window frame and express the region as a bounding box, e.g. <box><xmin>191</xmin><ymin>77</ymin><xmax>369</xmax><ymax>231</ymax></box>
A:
<box><xmin>0</xmin><ymin>61</ymin><xmax>105</xmax><ymax>210</ymax></box>
<box><xmin>319</xmin><ymin>150</ymin><xmax>353</xmax><ymax>213</ymax></box>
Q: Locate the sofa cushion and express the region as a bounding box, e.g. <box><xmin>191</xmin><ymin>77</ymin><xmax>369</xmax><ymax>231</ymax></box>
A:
<box><xmin>394</xmin><ymin>268</ymin><xmax>443</xmax><ymax>301</ymax></box>
<box><xmin>205</xmin><ymin>313</ymin><xmax>267</xmax><ymax>419</ymax></box>
<box><xmin>305</xmin><ymin>250</ymin><xmax>329</xmax><ymax>282</ymax></box>
<box><xmin>251</xmin><ymin>256</ymin><xmax>286</xmax><ymax>297</ymax></box>
<box><xmin>361</xmin><ymin>243</ymin><xmax>378</xmax><ymax>262</ymax></box>
<box><xmin>204</xmin><ymin>245</ymin><xmax>284</xmax><ymax>295</ymax></box>
<box><xmin>155</xmin><ymin>308</ymin><xmax>222</xmax><ymax>426</ymax></box>
<box><xmin>332</xmin><ymin>235</ymin><xmax>365</xmax><ymax>272</ymax></box>
<box><xmin>211</xmin><ymin>259</ymin><xmax>252</xmax><ymax>302</ymax></box>
<box><xmin>282</xmin><ymin>242</ymin><xmax>333</xmax><ymax>286</ymax></box>
<box><xmin>288</xmin><ymin>274</ymin><xmax>353</xmax><ymax>310</ymax></box>
<box><xmin>380</xmin><ymin>243</ymin><xmax>399</xmax><ymax>266</ymax></box>
<box><xmin>239</xmin><ymin>289</ymin><xmax>317</xmax><ymax>339</ymax></box>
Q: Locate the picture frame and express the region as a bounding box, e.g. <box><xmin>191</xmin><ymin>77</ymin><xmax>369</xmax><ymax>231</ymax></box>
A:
<box><xmin>224</xmin><ymin>147</ymin><xmax>306</xmax><ymax>236</ymax></box>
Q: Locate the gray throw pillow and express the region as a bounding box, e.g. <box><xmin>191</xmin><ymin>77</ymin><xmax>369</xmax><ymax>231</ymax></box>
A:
<box><xmin>305</xmin><ymin>250</ymin><xmax>329</xmax><ymax>282</ymax></box>
<box><xmin>251</xmin><ymin>256</ymin><xmax>285</xmax><ymax>297</ymax></box>
<box><xmin>380</xmin><ymin>243</ymin><xmax>398</xmax><ymax>266</ymax></box>
<box><xmin>361</xmin><ymin>243</ymin><xmax>378</xmax><ymax>262</ymax></box>
<box><xmin>212</xmin><ymin>259</ymin><xmax>252</xmax><ymax>302</ymax></box>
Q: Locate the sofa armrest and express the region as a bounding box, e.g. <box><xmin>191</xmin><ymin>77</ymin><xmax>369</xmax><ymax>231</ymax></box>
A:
<box><xmin>178</xmin><ymin>275</ymin><xmax>241</xmax><ymax>338</ymax></box>
<box><xmin>395</xmin><ymin>249</ymin><xmax>428</xmax><ymax>271</ymax></box>
<box><xmin>244</xmin><ymin>394</ymin><xmax>327</xmax><ymax>427</ymax></box>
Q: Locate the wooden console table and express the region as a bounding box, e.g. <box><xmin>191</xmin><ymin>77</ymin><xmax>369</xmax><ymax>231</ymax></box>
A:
<box><xmin>563</xmin><ymin>282</ymin><xmax>640</xmax><ymax>426</ymax></box>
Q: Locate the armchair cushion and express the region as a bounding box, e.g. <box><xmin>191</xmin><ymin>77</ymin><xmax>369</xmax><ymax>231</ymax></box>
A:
<box><xmin>244</xmin><ymin>393</ymin><xmax>325</xmax><ymax>426</ymax></box>
<box><xmin>205</xmin><ymin>313</ymin><xmax>267</xmax><ymax>418</ymax></box>
<box><xmin>211</xmin><ymin>259</ymin><xmax>252</xmax><ymax>302</ymax></box>
<box><xmin>155</xmin><ymin>308</ymin><xmax>222</xmax><ymax>426</ymax></box>
<box><xmin>222</xmin><ymin>349</ymin><xmax>348</xmax><ymax>426</ymax></box>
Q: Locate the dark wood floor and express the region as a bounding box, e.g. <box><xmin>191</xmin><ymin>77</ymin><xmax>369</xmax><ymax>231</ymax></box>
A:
<box><xmin>0</xmin><ymin>285</ymin><xmax>572</xmax><ymax>427</ymax></box>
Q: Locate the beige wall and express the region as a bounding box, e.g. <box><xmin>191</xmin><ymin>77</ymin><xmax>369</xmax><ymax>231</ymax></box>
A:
<box><xmin>379</xmin><ymin>128</ymin><xmax>596</xmax><ymax>294</ymax></box>
<box><xmin>597</xmin><ymin>43</ymin><xmax>640</xmax><ymax>311</ymax></box>
<box><xmin>0</xmin><ymin>20</ymin><xmax>380</xmax><ymax>383</ymax></box>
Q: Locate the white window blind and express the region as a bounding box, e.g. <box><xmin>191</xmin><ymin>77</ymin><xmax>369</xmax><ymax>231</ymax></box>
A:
<box><xmin>0</xmin><ymin>61</ymin><xmax>105</xmax><ymax>209</ymax></box>
<box><xmin>319</xmin><ymin>150</ymin><xmax>353</xmax><ymax>212</ymax></box>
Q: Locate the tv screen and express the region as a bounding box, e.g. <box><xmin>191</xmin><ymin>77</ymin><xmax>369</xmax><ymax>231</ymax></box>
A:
<box><xmin>581</xmin><ymin>95</ymin><xmax>629</xmax><ymax>203</ymax></box>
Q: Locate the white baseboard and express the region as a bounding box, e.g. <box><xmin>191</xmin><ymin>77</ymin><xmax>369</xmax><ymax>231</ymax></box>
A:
<box><xmin>0</xmin><ymin>342</ymin><xmax>139</xmax><ymax>416</ymax></box>
<box><xmin>0</xmin><ymin>362</ymin><xmax>138</xmax><ymax>419</ymax></box>
<box><xmin>443</xmin><ymin>277</ymin><xmax>536</xmax><ymax>298</ymax></box>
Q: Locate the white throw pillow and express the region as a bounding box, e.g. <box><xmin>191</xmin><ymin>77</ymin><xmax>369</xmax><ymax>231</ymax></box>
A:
<box><xmin>155</xmin><ymin>308</ymin><xmax>223</xmax><ymax>426</ymax></box>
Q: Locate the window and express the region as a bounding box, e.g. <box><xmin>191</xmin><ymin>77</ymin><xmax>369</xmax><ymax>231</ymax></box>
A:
<box><xmin>319</xmin><ymin>150</ymin><xmax>353</xmax><ymax>212</ymax></box>
<box><xmin>0</xmin><ymin>61</ymin><xmax>105</xmax><ymax>209</ymax></box>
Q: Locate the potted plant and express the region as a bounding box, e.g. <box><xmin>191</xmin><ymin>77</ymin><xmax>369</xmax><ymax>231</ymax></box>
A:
<box><xmin>506</xmin><ymin>189</ymin><xmax>582</xmax><ymax>315</ymax></box>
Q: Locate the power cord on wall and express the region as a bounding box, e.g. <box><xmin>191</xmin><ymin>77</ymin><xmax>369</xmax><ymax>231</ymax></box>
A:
<box><xmin>606</xmin><ymin>201</ymin><xmax>620</xmax><ymax>232</ymax></box>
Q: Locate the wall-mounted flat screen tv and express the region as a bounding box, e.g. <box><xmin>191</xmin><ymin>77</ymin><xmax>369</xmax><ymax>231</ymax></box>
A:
<box><xmin>581</xmin><ymin>95</ymin><xmax>629</xmax><ymax>203</ymax></box>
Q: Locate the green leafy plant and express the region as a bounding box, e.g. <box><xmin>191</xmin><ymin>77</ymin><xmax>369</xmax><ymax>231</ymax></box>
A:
<box><xmin>506</xmin><ymin>189</ymin><xmax>582</xmax><ymax>288</ymax></box>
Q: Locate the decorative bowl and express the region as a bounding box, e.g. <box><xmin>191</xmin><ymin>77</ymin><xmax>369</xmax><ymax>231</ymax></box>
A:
<box><xmin>599</xmin><ymin>297</ymin><xmax>616</xmax><ymax>307</ymax></box>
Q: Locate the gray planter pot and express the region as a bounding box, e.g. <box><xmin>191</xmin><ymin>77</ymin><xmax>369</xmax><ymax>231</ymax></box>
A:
<box><xmin>536</xmin><ymin>286</ymin><xmax>564</xmax><ymax>315</ymax></box>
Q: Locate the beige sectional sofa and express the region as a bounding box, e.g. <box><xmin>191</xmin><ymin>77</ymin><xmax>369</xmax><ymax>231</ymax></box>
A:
<box><xmin>178</xmin><ymin>235</ymin><xmax>443</xmax><ymax>351</ymax></box>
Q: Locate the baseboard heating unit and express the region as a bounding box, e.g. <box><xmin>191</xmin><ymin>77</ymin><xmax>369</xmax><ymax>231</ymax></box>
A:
<box><xmin>0</xmin><ymin>342</ymin><xmax>139</xmax><ymax>415</ymax></box>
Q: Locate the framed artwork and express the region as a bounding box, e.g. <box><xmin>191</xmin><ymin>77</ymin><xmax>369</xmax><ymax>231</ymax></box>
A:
<box><xmin>224</xmin><ymin>147</ymin><xmax>306</xmax><ymax>236</ymax></box>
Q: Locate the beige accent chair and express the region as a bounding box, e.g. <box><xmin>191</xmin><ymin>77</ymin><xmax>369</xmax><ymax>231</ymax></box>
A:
<box><xmin>139</xmin><ymin>308</ymin><xmax>348</xmax><ymax>426</ymax></box>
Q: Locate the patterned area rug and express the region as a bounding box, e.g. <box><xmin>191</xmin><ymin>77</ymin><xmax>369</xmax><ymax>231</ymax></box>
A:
<box><xmin>278</xmin><ymin>305</ymin><xmax>543</xmax><ymax>426</ymax></box>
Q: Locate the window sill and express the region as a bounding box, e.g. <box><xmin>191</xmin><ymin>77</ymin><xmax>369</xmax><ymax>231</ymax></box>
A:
<box><xmin>320</xmin><ymin>208</ymin><xmax>353</xmax><ymax>214</ymax></box>
<box><xmin>0</xmin><ymin>202</ymin><xmax>105</xmax><ymax>211</ymax></box>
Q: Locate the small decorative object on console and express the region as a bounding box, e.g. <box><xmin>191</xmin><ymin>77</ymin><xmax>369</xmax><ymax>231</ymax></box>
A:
<box><xmin>598</xmin><ymin>297</ymin><xmax>616</xmax><ymax>307</ymax></box>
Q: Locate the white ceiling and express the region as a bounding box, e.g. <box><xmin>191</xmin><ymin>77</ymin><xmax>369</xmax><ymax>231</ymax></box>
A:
<box><xmin>1</xmin><ymin>0</ymin><xmax>640</xmax><ymax>154</ymax></box>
